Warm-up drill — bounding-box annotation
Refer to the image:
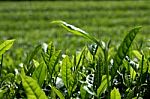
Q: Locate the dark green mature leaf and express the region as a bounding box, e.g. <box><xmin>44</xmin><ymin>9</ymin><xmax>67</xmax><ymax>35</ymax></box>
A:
<box><xmin>0</xmin><ymin>39</ymin><xmax>15</xmax><ymax>56</ymax></box>
<box><xmin>94</xmin><ymin>56</ymin><xmax>102</xmax><ymax>90</ymax></box>
<box><xmin>21</xmin><ymin>75</ymin><xmax>47</xmax><ymax>99</ymax></box>
<box><xmin>125</xmin><ymin>88</ymin><xmax>135</xmax><ymax>99</ymax></box>
<box><xmin>97</xmin><ymin>75</ymin><xmax>111</xmax><ymax>97</ymax></box>
<box><xmin>111</xmin><ymin>26</ymin><xmax>142</xmax><ymax>78</ymax></box>
<box><xmin>32</xmin><ymin>63</ymin><xmax>47</xmax><ymax>87</ymax></box>
<box><xmin>51</xmin><ymin>21</ymin><xmax>102</xmax><ymax>47</ymax></box>
<box><xmin>110</xmin><ymin>87</ymin><xmax>121</xmax><ymax>99</ymax></box>
<box><xmin>51</xmin><ymin>85</ymin><xmax>65</xmax><ymax>99</ymax></box>
<box><xmin>75</xmin><ymin>47</ymin><xmax>85</xmax><ymax>70</ymax></box>
<box><xmin>61</xmin><ymin>55</ymin><xmax>74</xmax><ymax>95</ymax></box>
<box><xmin>47</xmin><ymin>42</ymin><xmax>55</xmax><ymax>58</ymax></box>
<box><xmin>48</xmin><ymin>50</ymin><xmax>61</xmax><ymax>76</ymax></box>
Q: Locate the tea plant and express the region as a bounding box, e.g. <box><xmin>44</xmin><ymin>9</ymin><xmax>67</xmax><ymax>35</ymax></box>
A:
<box><xmin>0</xmin><ymin>21</ymin><xmax>149</xmax><ymax>99</ymax></box>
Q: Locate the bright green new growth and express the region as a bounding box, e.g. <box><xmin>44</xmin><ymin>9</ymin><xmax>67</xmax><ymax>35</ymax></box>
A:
<box><xmin>110</xmin><ymin>87</ymin><xmax>121</xmax><ymax>99</ymax></box>
<box><xmin>51</xmin><ymin>21</ymin><xmax>103</xmax><ymax>48</ymax></box>
<box><xmin>51</xmin><ymin>85</ymin><xmax>65</xmax><ymax>99</ymax></box>
<box><xmin>21</xmin><ymin>75</ymin><xmax>47</xmax><ymax>99</ymax></box>
<box><xmin>61</xmin><ymin>55</ymin><xmax>74</xmax><ymax>96</ymax></box>
<box><xmin>0</xmin><ymin>39</ymin><xmax>15</xmax><ymax>56</ymax></box>
<box><xmin>97</xmin><ymin>75</ymin><xmax>111</xmax><ymax>97</ymax></box>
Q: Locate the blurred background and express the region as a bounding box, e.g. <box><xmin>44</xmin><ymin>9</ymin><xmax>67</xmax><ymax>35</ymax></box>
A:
<box><xmin>0</xmin><ymin>0</ymin><xmax>149</xmax><ymax>52</ymax></box>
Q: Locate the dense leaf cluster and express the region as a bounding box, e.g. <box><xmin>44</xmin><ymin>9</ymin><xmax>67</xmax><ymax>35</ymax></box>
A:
<box><xmin>0</xmin><ymin>21</ymin><xmax>150</xmax><ymax>99</ymax></box>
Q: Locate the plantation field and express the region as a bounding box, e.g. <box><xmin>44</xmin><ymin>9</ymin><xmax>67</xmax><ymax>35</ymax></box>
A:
<box><xmin>0</xmin><ymin>1</ymin><xmax>150</xmax><ymax>51</ymax></box>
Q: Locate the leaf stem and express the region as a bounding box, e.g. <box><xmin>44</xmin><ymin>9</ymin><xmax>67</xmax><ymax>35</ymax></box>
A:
<box><xmin>0</xmin><ymin>54</ymin><xmax>3</xmax><ymax>77</ymax></box>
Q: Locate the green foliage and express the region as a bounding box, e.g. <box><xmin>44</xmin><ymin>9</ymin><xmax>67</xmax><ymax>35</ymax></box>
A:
<box><xmin>0</xmin><ymin>39</ymin><xmax>15</xmax><ymax>56</ymax></box>
<box><xmin>25</xmin><ymin>45</ymin><xmax>42</xmax><ymax>75</ymax></box>
<box><xmin>50</xmin><ymin>85</ymin><xmax>65</xmax><ymax>99</ymax></box>
<box><xmin>51</xmin><ymin>21</ymin><xmax>101</xmax><ymax>47</ymax></box>
<box><xmin>111</xmin><ymin>26</ymin><xmax>141</xmax><ymax>78</ymax></box>
<box><xmin>32</xmin><ymin>62</ymin><xmax>47</xmax><ymax>87</ymax></box>
<box><xmin>0</xmin><ymin>21</ymin><xmax>150</xmax><ymax>99</ymax></box>
<box><xmin>21</xmin><ymin>75</ymin><xmax>47</xmax><ymax>99</ymax></box>
<box><xmin>42</xmin><ymin>42</ymin><xmax>61</xmax><ymax>84</ymax></box>
<box><xmin>61</xmin><ymin>55</ymin><xmax>74</xmax><ymax>96</ymax></box>
<box><xmin>110</xmin><ymin>87</ymin><xmax>121</xmax><ymax>99</ymax></box>
<box><xmin>97</xmin><ymin>75</ymin><xmax>111</xmax><ymax>97</ymax></box>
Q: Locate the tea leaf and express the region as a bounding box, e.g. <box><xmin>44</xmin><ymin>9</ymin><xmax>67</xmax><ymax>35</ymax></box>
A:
<box><xmin>51</xmin><ymin>85</ymin><xmax>65</xmax><ymax>99</ymax></box>
<box><xmin>111</xmin><ymin>26</ymin><xmax>142</xmax><ymax>78</ymax></box>
<box><xmin>130</xmin><ymin>66</ymin><xmax>136</xmax><ymax>81</ymax></box>
<box><xmin>110</xmin><ymin>87</ymin><xmax>121</xmax><ymax>99</ymax></box>
<box><xmin>125</xmin><ymin>88</ymin><xmax>135</xmax><ymax>99</ymax></box>
<box><xmin>75</xmin><ymin>47</ymin><xmax>85</xmax><ymax>70</ymax></box>
<box><xmin>51</xmin><ymin>21</ymin><xmax>102</xmax><ymax>47</ymax></box>
<box><xmin>0</xmin><ymin>39</ymin><xmax>15</xmax><ymax>56</ymax></box>
<box><xmin>21</xmin><ymin>75</ymin><xmax>47</xmax><ymax>99</ymax></box>
<box><xmin>47</xmin><ymin>42</ymin><xmax>55</xmax><ymax>58</ymax></box>
<box><xmin>32</xmin><ymin>63</ymin><xmax>47</xmax><ymax>87</ymax></box>
<box><xmin>26</xmin><ymin>45</ymin><xmax>41</xmax><ymax>65</ymax></box>
<box><xmin>94</xmin><ymin>56</ymin><xmax>102</xmax><ymax>90</ymax></box>
<box><xmin>132</xmin><ymin>50</ymin><xmax>142</xmax><ymax>60</ymax></box>
<box><xmin>97</xmin><ymin>75</ymin><xmax>111</xmax><ymax>97</ymax></box>
<box><xmin>80</xmin><ymin>85</ymin><xmax>87</xmax><ymax>99</ymax></box>
<box><xmin>33</xmin><ymin>59</ymin><xmax>40</xmax><ymax>68</ymax></box>
<box><xmin>0</xmin><ymin>89</ymin><xmax>5</xmax><ymax>98</ymax></box>
<box><xmin>42</xmin><ymin>42</ymin><xmax>61</xmax><ymax>80</ymax></box>
<box><xmin>61</xmin><ymin>55</ymin><xmax>74</xmax><ymax>95</ymax></box>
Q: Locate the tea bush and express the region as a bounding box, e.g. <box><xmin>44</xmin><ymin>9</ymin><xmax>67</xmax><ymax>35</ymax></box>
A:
<box><xmin>0</xmin><ymin>21</ymin><xmax>149</xmax><ymax>99</ymax></box>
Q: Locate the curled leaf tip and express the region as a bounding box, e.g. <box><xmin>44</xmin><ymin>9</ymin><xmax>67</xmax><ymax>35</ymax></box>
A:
<box><xmin>51</xmin><ymin>20</ymin><xmax>64</xmax><ymax>24</ymax></box>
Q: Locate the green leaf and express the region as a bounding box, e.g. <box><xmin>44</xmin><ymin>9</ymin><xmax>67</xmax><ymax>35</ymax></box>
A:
<box><xmin>130</xmin><ymin>66</ymin><xmax>136</xmax><ymax>81</ymax></box>
<box><xmin>94</xmin><ymin>56</ymin><xmax>102</xmax><ymax>89</ymax></box>
<box><xmin>51</xmin><ymin>85</ymin><xmax>65</xmax><ymax>99</ymax></box>
<box><xmin>125</xmin><ymin>88</ymin><xmax>135</xmax><ymax>99</ymax></box>
<box><xmin>48</xmin><ymin>50</ymin><xmax>61</xmax><ymax>76</ymax></box>
<box><xmin>21</xmin><ymin>75</ymin><xmax>47</xmax><ymax>99</ymax></box>
<box><xmin>51</xmin><ymin>21</ymin><xmax>102</xmax><ymax>47</ymax></box>
<box><xmin>110</xmin><ymin>87</ymin><xmax>121</xmax><ymax>99</ymax></box>
<box><xmin>42</xmin><ymin>50</ymin><xmax>61</xmax><ymax>80</ymax></box>
<box><xmin>33</xmin><ymin>59</ymin><xmax>40</xmax><ymax>68</ymax></box>
<box><xmin>47</xmin><ymin>42</ymin><xmax>55</xmax><ymax>58</ymax></box>
<box><xmin>80</xmin><ymin>85</ymin><xmax>87</xmax><ymax>99</ymax></box>
<box><xmin>132</xmin><ymin>50</ymin><xmax>142</xmax><ymax>60</ymax></box>
<box><xmin>97</xmin><ymin>75</ymin><xmax>111</xmax><ymax>97</ymax></box>
<box><xmin>0</xmin><ymin>39</ymin><xmax>15</xmax><ymax>56</ymax></box>
<box><xmin>32</xmin><ymin>63</ymin><xmax>47</xmax><ymax>87</ymax></box>
<box><xmin>111</xmin><ymin>26</ymin><xmax>142</xmax><ymax>78</ymax></box>
<box><xmin>26</xmin><ymin>45</ymin><xmax>41</xmax><ymax>65</ymax></box>
<box><xmin>61</xmin><ymin>55</ymin><xmax>74</xmax><ymax>95</ymax></box>
<box><xmin>75</xmin><ymin>47</ymin><xmax>85</xmax><ymax>70</ymax></box>
<box><xmin>0</xmin><ymin>89</ymin><xmax>5</xmax><ymax>98</ymax></box>
<box><xmin>42</xmin><ymin>42</ymin><xmax>61</xmax><ymax>82</ymax></box>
